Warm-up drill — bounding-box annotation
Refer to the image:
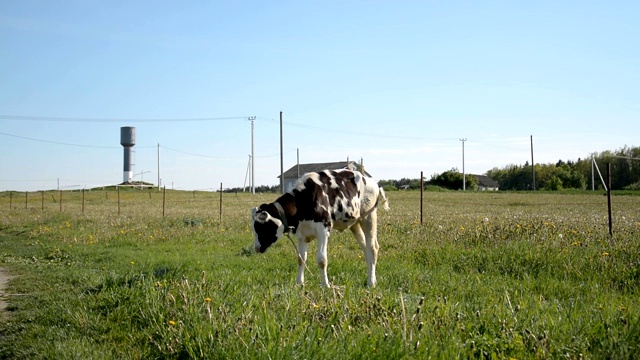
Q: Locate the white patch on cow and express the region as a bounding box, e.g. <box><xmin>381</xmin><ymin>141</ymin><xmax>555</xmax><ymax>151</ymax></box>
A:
<box><xmin>353</xmin><ymin>171</ymin><xmax>363</xmax><ymax>187</ymax></box>
<box><xmin>329</xmin><ymin>174</ymin><xmax>340</xmax><ymax>189</ymax></box>
<box><xmin>297</xmin><ymin>172</ymin><xmax>322</xmax><ymax>190</ymax></box>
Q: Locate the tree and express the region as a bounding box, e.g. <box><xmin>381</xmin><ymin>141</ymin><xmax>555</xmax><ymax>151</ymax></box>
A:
<box><xmin>545</xmin><ymin>176</ymin><xmax>563</xmax><ymax>191</ymax></box>
<box><xmin>573</xmin><ymin>146</ymin><xmax>640</xmax><ymax>190</ymax></box>
<box><xmin>428</xmin><ymin>168</ymin><xmax>478</xmax><ymax>190</ymax></box>
<box><xmin>488</xmin><ymin>160</ymin><xmax>587</xmax><ymax>191</ymax></box>
<box><xmin>487</xmin><ymin>164</ymin><xmax>532</xmax><ymax>190</ymax></box>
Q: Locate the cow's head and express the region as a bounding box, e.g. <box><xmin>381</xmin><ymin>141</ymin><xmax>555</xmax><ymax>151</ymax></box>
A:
<box><xmin>251</xmin><ymin>204</ymin><xmax>285</xmax><ymax>253</ymax></box>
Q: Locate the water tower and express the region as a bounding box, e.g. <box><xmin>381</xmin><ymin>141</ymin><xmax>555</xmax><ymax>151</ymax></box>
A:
<box><xmin>120</xmin><ymin>126</ymin><xmax>136</xmax><ymax>183</ymax></box>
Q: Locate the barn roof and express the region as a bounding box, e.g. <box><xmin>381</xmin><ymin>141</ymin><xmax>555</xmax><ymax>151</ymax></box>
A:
<box><xmin>280</xmin><ymin>161</ymin><xmax>372</xmax><ymax>178</ymax></box>
<box><xmin>473</xmin><ymin>174</ymin><xmax>499</xmax><ymax>188</ymax></box>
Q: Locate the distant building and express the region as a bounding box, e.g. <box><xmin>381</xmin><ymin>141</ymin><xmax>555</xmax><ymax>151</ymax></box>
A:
<box><xmin>279</xmin><ymin>161</ymin><xmax>371</xmax><ymax>192</ymax></box>
<box><xmin>473</xmin><ymin>174</ymin><xmax>500</xmax><ymax>191</ymax></box>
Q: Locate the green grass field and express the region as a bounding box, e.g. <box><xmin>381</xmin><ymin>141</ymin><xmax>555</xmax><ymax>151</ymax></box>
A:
<box><xmin>1</xmin><ymin>189</ymin><xmax>639</xmax><ymax>359</ymax></box>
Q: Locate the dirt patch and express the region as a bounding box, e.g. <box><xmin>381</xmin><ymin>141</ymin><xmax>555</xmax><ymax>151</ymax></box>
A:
<box><xmin>0</xmin><ymin>267</ymin><xmax>13</xmax><ymax>312</ymax></box>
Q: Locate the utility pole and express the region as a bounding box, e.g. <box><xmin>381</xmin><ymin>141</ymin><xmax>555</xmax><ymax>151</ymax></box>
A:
<box><xmin>296</xmin><ymin>148</ymin><xmax>300</xmax><ymax>179</ymax></box>
<box><xmin>244</xmin><ymin>155</ymin><xmax>251</xmax><ymax>192</ymax></box>
<box><xmin>249</xmin><ymin>116</ymin><xmax>256</xmax><ymax>194</ymax></box>
<box><xmin>279</xmin><ymin>111</ymin><xmax>284</xmax><ymax>194</ymax></box>
<box><xmin>591</xmin><ymin>155</ymin><xmax>595</xmax><ymax>191</ymax></box>
<box><xmin>530</xmin><ymin>135</ymin><xmax>536</xmax><ymax>190</ymax></box>
<box><xmin>157</xmin><ymin>143</ymin><xmax>161</xmax><ymax>191</ymax></box>
<box><xmin>460</xmin><ymin>138</ymin><xmax>467</xmax><ymax>190</ymax></box>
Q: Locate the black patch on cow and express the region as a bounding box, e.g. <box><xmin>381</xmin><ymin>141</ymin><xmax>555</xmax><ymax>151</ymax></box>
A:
<box><xmin>253</xmin><ymin>219</ymin><xmax>278</xmax><ymax>252</ymax></box>
<box><xmin>290</xmin><ymin>170</ymin><xmax>361</xmax><ymax>228</ymax></box>
<box><xmin>293</xmin><ymin>176</ymin><xmax>331</xmax><ymax>225</ymax></box>
<box><xmin>253</xmin><ymin>204</ymin><xmax>280</xmax><ymax>252</ymax></box>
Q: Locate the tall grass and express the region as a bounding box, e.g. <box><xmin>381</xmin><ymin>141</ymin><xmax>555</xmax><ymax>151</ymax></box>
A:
<box><xmin>1</xmin><ymin>190</ymin><xmax>639</xmax><ymax>359</ymax></box>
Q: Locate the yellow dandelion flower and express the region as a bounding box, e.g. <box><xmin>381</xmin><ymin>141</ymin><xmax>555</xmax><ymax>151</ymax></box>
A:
<box><xmin>204</xmin><ymin>297</ymin><xmax>212</xmax><ymax>303</ymax></box>
<box><xmin>169</xmin><ymin>320</ymin><xmax>176</xmax><ymax>326</ymax></box>
<box><xmin>602</xmin><ymin>252</ymin><xmax>610</xmax><ymax>257</ymax></box>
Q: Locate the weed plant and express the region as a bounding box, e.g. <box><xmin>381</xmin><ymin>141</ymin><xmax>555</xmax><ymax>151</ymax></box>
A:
<box><xmin>0</xmin><ymin>190</ymin><xmax>639</xmax><ymax>359</ymax></box>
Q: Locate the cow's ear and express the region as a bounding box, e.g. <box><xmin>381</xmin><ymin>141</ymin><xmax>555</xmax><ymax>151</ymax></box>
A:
<box><xmin>258</xmin><ymin>203</ymin><xmax>269</xmax><ymax>211</ymax></box>
<box><xmin>256</xmin><ymin>211</ymin><xmax>269</xmax><ymax>223</ymax></box>
<box><xmin>252</xmin><ymin>208</ymin><xmax>269</xmax><ymax>223</ymax></box>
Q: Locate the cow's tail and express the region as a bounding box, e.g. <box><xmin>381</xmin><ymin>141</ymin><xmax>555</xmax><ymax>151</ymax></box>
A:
<box><xmin>377</xmin><ymin>186</ymin><xmax>390</xmax><ymax>211</ymax></box>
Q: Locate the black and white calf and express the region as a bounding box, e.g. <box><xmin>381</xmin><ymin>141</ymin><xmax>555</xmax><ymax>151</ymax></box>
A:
<box><xmin>251</xmin><ymin>169</ymin><xmax>389</xmax><ymax>288</ymax></box>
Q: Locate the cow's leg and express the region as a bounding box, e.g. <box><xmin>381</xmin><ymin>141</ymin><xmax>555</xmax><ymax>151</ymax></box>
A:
<box><xmin>360</xmin><ymin>211</ymin><xmax>379</xmax><ymax>288</ymax></box>
<box><xmin>316</xmin><ymin>227</ymin><xmax>331</xmax><ymax>288</ymax></box>
<box><xmin>350</xmin><ymin>222</ymin><xmax>372</xmax><ymax>285</ymax></box>
<box><xmin>296</xmin><ymin>237</ymin><xmax>308</xmax><ymax>285</ymax></box>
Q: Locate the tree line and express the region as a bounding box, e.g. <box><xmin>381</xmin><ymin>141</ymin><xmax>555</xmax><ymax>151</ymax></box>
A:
<box><xmin>380</xmin><ymin>145</ymin><xmax>640</xmax><ymax>191</ymax></box>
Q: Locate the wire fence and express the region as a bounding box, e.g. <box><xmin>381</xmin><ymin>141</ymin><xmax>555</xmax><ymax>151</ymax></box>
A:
<box><xmin>0</xmin><ymin>188</ymin><xmax>238</xmax><ymax>219</ymax></box>
<box><xmin>1</xmin><ymin>189</ymin><xmax>638</xmax><ymax>234</ymax></box>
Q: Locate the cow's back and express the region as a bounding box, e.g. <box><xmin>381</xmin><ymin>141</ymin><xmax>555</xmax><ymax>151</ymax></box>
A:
<box><xmin>292</xmin><ymin>169</ymin><xmax>382</xmax><ymax>230</ymax></box>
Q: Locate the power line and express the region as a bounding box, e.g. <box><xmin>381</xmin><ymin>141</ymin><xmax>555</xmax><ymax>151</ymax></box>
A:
<box><xmin>280</xmin><ymin>120</ymin><xmax>459</xmax><ymax>141</ymax></box>
<box><xmin>252</xmin><ymin>115</ymin><xmax>459</xmax><ymax>141</ymax></box>
<box><xmin>1</xmin><ymin>113</ymin><xmax>517</xmax><ymax>143</ymax></box>
<box><xmin>161</xmin><ymin>146</ymin><xmax>246</xmax><ymax>159</ymax></box>
<box><xmin>0</xmin><ymin>131</ymin><xmax>118</xmax><ymax>148</ymax></box>
<box><xmin>0</xmin><ymin>115</ymin><xmax>249</xmax><ymax>122</ymax></box>
<box><xmin>161</xmin><ymin>145</ymin><xmax>296</xmax><ymax>159</ymax></box>
<box><xmin>612</xmin><ymin>156</ymin><xmax>640</xmax><ymax>161</ymax></box>
<box><xmin>0</xmin><ymin>130</ymin><xmax>297</xmax><ymax>158</ymax></box>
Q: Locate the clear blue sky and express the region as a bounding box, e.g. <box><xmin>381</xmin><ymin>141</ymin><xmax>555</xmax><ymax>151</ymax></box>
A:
<box><xmin>1</xmin><ymin>1</ymin><xmax>638</xmax><ymax>191</ymax></box>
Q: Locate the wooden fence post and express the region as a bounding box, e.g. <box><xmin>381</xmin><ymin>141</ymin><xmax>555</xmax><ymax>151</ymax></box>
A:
<box><xmin>420</xmin><ymin>171</ymin><xmax>424</xmax><ymax>225</ymax></box>
<box><xmin>41</xmin><ymin>191</ymin><xmax>44</xmax><ymax>211</ymax></box>
<box><xmin>117</xmin><ymin>186</ymin><xmax>121</xmax><ymax>216</ymax></box>
<box><xmin>219</xmin><ymin>183</ymin><xmax>223</xmax><ymax>222</ymax></box>
<box><xmin>607</xmin><ymin>163</ymin><xmax>613</xmax><ymax>236</ymax></box>
<box><xmin>162</xmin><ymin>186</ymin><xmax>166</xmax><ymax>217</ymax></box>
<box><xmin>25</xmin><ymin>191</ymin><xmax>28</xmax><ymax>210</ymax></box>
<box><xmin>82</xmin><ymin>189</ymin><xmax>85</xmax><ymax>214</ymax></box>
<box><xmin>59</xmin><ymin>190</ymin><xmax>63</xmax><ymax>212</ymax></box>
